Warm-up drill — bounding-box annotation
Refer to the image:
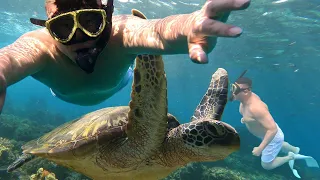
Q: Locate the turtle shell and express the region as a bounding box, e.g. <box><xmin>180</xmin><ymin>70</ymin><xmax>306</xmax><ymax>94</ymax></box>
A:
<box><xmin>22</xmin><ymin>106</ymin><xmax>130</xmax><ymax>157</ymax></box>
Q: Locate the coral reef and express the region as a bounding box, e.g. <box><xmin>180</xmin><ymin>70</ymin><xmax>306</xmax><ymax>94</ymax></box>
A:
<box><xmin>19</xmin><ymin>158</ymin><xmax>90</xmax><ymax>180</ymax></box>
<box><xmin>0</xmin><ymin>114</ymin><xmax>55</xmax><ymax>142</ymax></box>
<box><xmin>0</xmin><ymin>138</ymin><xmax>11</xmax><ymax>157</ymax></box>
<box><xmin>0</xmin><ymin>113</ymin><xmax>88</xmax><ymax>180</ymax></box>
<box><xmin>0</xmin><ymin>137</ymin><xmax>18</xmax><ymax>168</ymax></box>
<box><xmin>0</xmin><ymin>137</ymin><xmax>21</xmax><ymax>180</ymax></box>
<box><xmin>29</xmin><ymin>168</ymin><xmax>57</xmax><ymax>180</ymax></box>
<box><xmin>3</xmin><ymin>96</ymin><xmax>67</xmax><ymax>127</ymax></box>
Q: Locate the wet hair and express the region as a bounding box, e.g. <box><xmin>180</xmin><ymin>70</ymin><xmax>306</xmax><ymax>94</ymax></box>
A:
<box><xmin>236</xmin><ymin>77</ymin><xmax>252</xmax><ymax>87</ymax></box>
<box><xmin>46</xmin><ymin>0</ymin><xmax>101</xmax><ymax>13</ymax></box>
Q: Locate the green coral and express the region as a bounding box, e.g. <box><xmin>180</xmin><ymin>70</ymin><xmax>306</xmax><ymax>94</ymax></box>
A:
<box><xmin>0</xmin><ymin>143</ymin><xmax>9</xmax><ymax>157</ymax></box>
<box><xmin>165</xmin><ymin>146</ymin><xmax>306</xmax><ymax>180</ymax></box>
<box><xmin>29</xmin><ymin>168</ymin><xmax>57</xmax><ymax>180</ymax></box>
<box><xmin>19</xmin><ymin>158</ymin><xmax>90</xmax><ymax>180</ymax></box>
<box><xmin>203</xmin><ymin>166</ymin><xmax>243</xmax><ymax>180</ymax></box>
<box><xmin>165</xmin><ymin>163</ymin><xmax>204</xmax><ymax>180</ymax></box>
<box><xmin>0</xmin><ymin>137</ymin><xmax>17</xmax><ymax>168</ymax></box>
<box><xmin>202</xmin><ymin>165</ymin><xmax>286</xmax><ymax>180</ymax></box>
<box><xmin>0</xmin><ymin>114</ymin><xmax>55</xmax><ymax>142</ymax></box>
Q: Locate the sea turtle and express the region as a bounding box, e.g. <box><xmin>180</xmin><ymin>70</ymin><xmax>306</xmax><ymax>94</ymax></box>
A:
<box><xmin>7</xmin><ymin>10</ymin><xmax>240</xmax><ymax>180</ymax></box>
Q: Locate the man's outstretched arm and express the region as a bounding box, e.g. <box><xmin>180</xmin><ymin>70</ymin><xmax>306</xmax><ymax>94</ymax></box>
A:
<box><xmin>0</xmin><ymin>31</ymin><xmax>50</xmax><ymax>113</ymax></box>
<box><xmin>118</xmin><ymin>0</ymin><xmax>250</xmax><ymax>63</ymax></box>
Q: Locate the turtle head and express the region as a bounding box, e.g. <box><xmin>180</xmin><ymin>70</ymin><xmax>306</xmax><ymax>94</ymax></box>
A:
<box><xmin>181</xmin><ymin>119</ymin><xmax>240</xmax><ymax>158</ymax></box>
<box><xmin>163</xmin><ymin>119</ymin><xmax>239</xmax><ymax>166</ymax></box>
<box><xmin>161</xmin><ymin>68</ymin><xmax>239</xmax><ymax>166</ymax></box>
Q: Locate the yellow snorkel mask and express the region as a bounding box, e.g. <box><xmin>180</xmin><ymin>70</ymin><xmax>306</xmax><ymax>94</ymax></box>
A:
<box><xmin>29</xmin><ymin>0</ymin><xmax>114</xmax><ymax>74</ymax></box>
<box><xmin>31</xmin><ymin>9</ymin><xmax>108</xmax><ymax>44</ymax></box>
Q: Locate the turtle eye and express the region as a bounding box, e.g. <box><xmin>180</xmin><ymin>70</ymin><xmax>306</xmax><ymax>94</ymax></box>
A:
<box><xmin>205</xmin><ymin>121</ymin><xmax>225</xmax><ymax>137</ymax></box>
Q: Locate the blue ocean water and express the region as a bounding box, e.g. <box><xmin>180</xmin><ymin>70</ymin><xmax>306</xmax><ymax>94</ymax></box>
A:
<box><xmin>0</xmin><ymin>0</ymin><xmax>319</xmax><ymax>179</ymax></box>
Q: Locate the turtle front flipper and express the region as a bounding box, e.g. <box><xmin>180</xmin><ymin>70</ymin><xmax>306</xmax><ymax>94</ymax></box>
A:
<box><xmin>190</xmin><ymin>68</ymin><xmax>229</xmax><ymax>121</ymax></box>
<box><xmin>127</xmin><ymin>54</ymin><xmax>168</xmax><ymax>151</ymax></box>
<box><xmin>128</xmin><ymin>7</ymin><xmax>168</xmax><ymax>152</ymax></box>
<box><xmin>7</xmin><ymin>154</ymin><xmax>35</xmax><ymax>172</ymax></box>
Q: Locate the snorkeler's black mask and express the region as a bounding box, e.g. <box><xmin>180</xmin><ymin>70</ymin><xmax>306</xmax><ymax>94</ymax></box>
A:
<box><xmin>229</xmin><ymin>70</ymin><xmax>248</xmax><ymax>102</ymax></box>
<box><xmin>30</xmin><ymin>0</ymin><xmax>115</xmax><ymax>74</ymax></box>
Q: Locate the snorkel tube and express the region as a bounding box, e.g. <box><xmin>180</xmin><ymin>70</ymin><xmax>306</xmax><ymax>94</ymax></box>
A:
<box><xmin>75</xmin><ymin>0</ymin><xmax>114</xmax><ymax>74</ymax></box>
<box><xmin>229</xmin><ymin>70</ymin><xmax>247</xmax><ymax>102</ymax></box>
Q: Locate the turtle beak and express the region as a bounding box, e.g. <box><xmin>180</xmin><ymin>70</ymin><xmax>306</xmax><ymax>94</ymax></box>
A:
<box><xmin>207</xmin><ymin>121</ymin><xmax>240</xmax><ymax>150</ymax></box>
<box><xmin>220</xmin><ymin>121</ymin><xmax>240</xmax><ymax>149</ymax></box>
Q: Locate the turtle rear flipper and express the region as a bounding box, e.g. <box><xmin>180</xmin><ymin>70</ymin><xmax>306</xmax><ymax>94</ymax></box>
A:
<box><xmin>7</xmin><ymin>154</ymin><xmax>35</xmax><ymax>172</ymax></box>
<box><xmin>191</xmin><ymin>68</ymin><xmax>229</xmax><ymax>121</ymax></box>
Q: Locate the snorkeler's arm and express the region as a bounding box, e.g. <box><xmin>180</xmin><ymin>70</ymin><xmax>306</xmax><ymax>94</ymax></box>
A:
<box><xmin>117</xmin><ymin>13</ymin><xmax>194</xmax><ymax>54</ymax></box>
<box><xmin>0</xmin><ymin>31</ymin><xmax>49</xmax><ymax>113</ymax></box>
<box><xmin>119</xmin><ymin>0</ymin><xmax>249</xmax><ymax>63</ymax></box>
<box><xmin>251</xmin><ymin>106</ymin><xmax>278</xmax><ymax>150</ymax></box>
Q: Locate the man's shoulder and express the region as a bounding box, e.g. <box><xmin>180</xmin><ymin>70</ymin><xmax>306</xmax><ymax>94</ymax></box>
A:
<box><xmin>13</xmin><ymin>28</ymin><xmax>58</xmax><ymax>52</ymax></box>
<box><xmin>19</xmin><ymin>28</ymin><xmax>51</xmax><ymax>41</ymax></box>
<box><xmin>7</xmin><ymin>28</ymin><xmax>59</xmax><ymax>62</ymax></box>
<box><xmin>112</xmin><ymin>13</ymin><xmax>147</xmax><ymax>24</ymax></box>
<box><xmin>248</xmin><ymin>100</ymin><xmax>269</xmax><ymax>117</ymax></box>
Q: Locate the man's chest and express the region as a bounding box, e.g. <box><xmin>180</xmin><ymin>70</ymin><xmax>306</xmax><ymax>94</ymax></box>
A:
<box><xmin>239</xmin><ymin>104</ymin><xmax>253</xmax><ymax>117</ymax></box>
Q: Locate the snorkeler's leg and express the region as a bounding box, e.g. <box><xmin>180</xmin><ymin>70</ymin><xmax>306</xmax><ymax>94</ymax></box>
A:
<box><xmin>281</xmin><ymin>141</ymin><xmax>300</xmax><ymax>154</ymax></box>
<box><xmin>261</xmin><ymin>155</ymin><xmax>294</xmax><ymax>170</ymax></box>
<box><xmin>260</xmin><ymin>127</ymin><xmax>292</xmax><ymax>170</ymax></box>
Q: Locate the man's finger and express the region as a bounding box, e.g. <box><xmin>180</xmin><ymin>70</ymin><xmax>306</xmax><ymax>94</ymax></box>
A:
<box><xmin>194</xmin><ymin>19</ymin><xmax>243</xmax><ymax>37</ymax></box>
<box><xmin>204</xmin><ymin>0</ymin><xmax>251</xmax><ymax>18</ymax></box>
<box><xmin>188</xmin><ymin>43</ymin><xmax>209</xmax><ymax>64</ymax></box>
<box><xmin>0</xmin><ymin>88</ymin><xmax>6</xmax><ymax>114</ymax></box>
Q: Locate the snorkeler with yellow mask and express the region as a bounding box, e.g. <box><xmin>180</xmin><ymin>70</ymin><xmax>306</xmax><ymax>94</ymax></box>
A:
<box><xmin>0</xmin><ymin>0</ymin><xmax>250</xmax><ymax>112</ymax></box>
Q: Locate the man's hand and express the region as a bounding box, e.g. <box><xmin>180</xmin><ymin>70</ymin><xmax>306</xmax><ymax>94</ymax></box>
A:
<box><xmin>241</xmin><ymin>117</ymin><xmax>245</xmax><ymax>124</ymax></box>
<box><xmin>241</xmin><ymin>117</ymin><xmax>254</xmax><ymax>124</ymax></box>
<box><xmin>252</xmin><ymin>147</ymin><xmax>263</xmax><ymax>156</ymax></box>
<box><xmin>187</xmin><ymin>0</ymin><xmax>250</xmax><ymax>63</ymax></box>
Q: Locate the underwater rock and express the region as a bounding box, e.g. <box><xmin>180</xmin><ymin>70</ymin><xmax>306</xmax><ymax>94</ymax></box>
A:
<box><xmin>203</xmin><ymin>166</ymin><xmax>243</xmax><ymax>180</ymax></box>
<box><xmin>165</xmin><ymin>163</ymin><xmax>204</xmax><ymax>180</ymax></box>
<box><xmin>202</xmin><ymin>165</ymin><xmax>287</xmax><ymax>180</ymax></box>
